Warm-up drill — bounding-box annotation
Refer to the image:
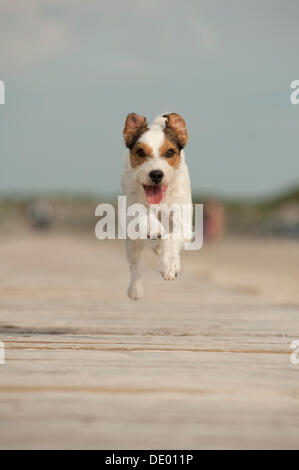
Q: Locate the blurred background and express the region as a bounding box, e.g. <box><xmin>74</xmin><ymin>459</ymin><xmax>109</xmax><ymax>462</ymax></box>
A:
<box><xmin>0</xmin><ymin>0</ymin><xmax>299</xmax><ymax>303</ymax></box>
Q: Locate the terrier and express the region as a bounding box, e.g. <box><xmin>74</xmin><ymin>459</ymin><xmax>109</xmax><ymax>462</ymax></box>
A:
<box><xmin>122</xmin><ymin>113</ymin><xmax>192</xmax><ymax>300</ymax></box>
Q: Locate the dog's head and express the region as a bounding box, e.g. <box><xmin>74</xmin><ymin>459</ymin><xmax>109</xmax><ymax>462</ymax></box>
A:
<box><xmin>123</xmin><ymin>113</ymin><xmax>188</xmax><ymax>204</ymax></box>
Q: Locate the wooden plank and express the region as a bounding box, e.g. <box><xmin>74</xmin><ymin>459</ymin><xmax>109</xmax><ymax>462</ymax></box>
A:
<box><xmin>0</xmin><ymin>234</ymin><xmax>298</xmax><ymax>449</ymax></box>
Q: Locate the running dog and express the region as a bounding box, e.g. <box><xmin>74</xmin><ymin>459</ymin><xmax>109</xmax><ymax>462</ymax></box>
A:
<box><xmin>122</xmin><ymin>113</ymin><xmax>192</xmax><ymax>300</ymax></box>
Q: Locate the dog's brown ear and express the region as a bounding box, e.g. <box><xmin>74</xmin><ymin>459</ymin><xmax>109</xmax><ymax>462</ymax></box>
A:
<box><xmin>163</xmin><ymin>113</ymin><xmax>188</xmax><ymax>148</ymax></box>
<box><xmin>123</xmin><ymin>113</ymin><xmax>148</xmax><ymax>148</ymax></box>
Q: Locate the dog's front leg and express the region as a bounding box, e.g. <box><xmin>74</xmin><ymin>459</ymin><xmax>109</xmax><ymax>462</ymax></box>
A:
<box><xmin>126</xmin><ymin>238</ymin><xmax>144</xmax><ymax>300</ymax></box>
<box><xmin>159</xmin><ymin>238</ymin><xmax>183</xmax><ymax>281</ymax></box>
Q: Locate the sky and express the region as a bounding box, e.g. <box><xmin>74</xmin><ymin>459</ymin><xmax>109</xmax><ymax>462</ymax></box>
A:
<box><xmin>0</xmin><ymin>0</ymin><xmax>299</xmax><ymax>198</ymax></box>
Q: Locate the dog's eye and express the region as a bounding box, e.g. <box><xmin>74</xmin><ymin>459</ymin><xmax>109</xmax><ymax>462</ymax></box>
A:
<box><xmin>137</xmin><ymin>148</ymin><xmax>147</xmax><ymax>158</ymax></box>
<box><xmin>165</xmin><ymin>149</ymin><xmax>175</xmax><ymax>158</ymax></box>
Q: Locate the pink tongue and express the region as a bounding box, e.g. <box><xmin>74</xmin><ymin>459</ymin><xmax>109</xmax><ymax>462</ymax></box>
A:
<box><xmin>145</xmin><ymin>185</ymin><xmax>163</xmax><ymax>204</ymax></box>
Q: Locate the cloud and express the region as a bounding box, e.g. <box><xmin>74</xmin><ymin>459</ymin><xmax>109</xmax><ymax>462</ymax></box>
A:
<box><xmin>0</xmin><ymin>0</ymin><xmax>218</xmax><ymax>76</ymax></box>
<box><xmin>0</xmin><ymin>0</ymin><xmax>72</xmax><ymax>69</ymax></box>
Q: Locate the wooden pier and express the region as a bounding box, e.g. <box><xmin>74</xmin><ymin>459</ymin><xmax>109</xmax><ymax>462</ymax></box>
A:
<box><xmin>0</xmin><ymin>234</ymin><xmax>298</xmax><ymax>449</ymax></box>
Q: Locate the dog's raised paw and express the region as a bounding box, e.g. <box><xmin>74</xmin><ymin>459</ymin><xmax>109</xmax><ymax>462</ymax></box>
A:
<box><xmin>127</xmin><ymin>281</ymin><xmax>144</xmax><ymax>300</ymax></box>
<box><xmin>147</xmin><ymin>220</ymin><xmax>166</xmax><ymax>240</ymax></box>
<box><xmin>160</xmin><ymin>264</ymin><xmax>178</xmax><ymax>281</ymax></box>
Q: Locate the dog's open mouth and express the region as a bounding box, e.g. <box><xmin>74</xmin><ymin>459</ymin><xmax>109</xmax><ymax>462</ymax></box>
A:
<box><xmin>143</xmin><ymin>185</ymin><xmax>167</xmax><ymax>204</ymax></box>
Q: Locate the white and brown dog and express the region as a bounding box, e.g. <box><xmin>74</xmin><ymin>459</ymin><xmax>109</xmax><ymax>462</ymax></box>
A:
<box><xmin>122</xmin><ymin>113</ymin><xmax>192</xmax><ymax>300</ymax></box>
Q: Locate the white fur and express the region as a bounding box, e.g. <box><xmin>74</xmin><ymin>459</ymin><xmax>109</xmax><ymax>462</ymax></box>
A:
<box><xmin>122</xmin><ymin>115</ymin><xmax>192</xmax><ymax>300</ymax></box>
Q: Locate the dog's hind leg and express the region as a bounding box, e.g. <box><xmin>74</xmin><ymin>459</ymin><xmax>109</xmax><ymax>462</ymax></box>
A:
<box><xmin>126</xmin><ymin>239</ymin><xmax>144</xmax><ymax>300</ymax></box>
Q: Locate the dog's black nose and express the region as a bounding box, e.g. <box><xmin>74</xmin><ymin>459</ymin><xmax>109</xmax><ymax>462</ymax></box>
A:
<box><xmin>149</xmin><ymin>170</ymin><xmax>164</xmax><ymax>184</ymax></box>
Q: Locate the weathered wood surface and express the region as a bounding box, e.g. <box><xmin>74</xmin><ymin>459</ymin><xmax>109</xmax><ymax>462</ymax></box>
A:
<box><xmin>0</xmin><ymin>234</ymin><xmax>298</xmax><ymax>449</ymax></box>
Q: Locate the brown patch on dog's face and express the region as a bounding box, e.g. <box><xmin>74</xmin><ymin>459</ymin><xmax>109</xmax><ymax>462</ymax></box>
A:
<box><xmin>159</xmin><ymin>138</ymin><xmax>181</xmax><ymax>169</ymax></box>
<box><xmin>123</xmin><ymin>113</ymin><xmax>148</xmax><ymax>149</ymax></box>
<box><xmin>163</xmin><ymin>113</ymin><xmax>188</xmax><ymax>148</ymax></box>
<box><xmin>129</xmin><ymin>142</ymin><xmax>153</xmax><ymax>168</ymax></box>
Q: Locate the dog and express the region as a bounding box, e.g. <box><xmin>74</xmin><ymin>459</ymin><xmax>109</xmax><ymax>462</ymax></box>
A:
<box><xmin>121</xmin><ymin>113</ymin><xmax>192</xmax><ymax>300</ymax></box>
